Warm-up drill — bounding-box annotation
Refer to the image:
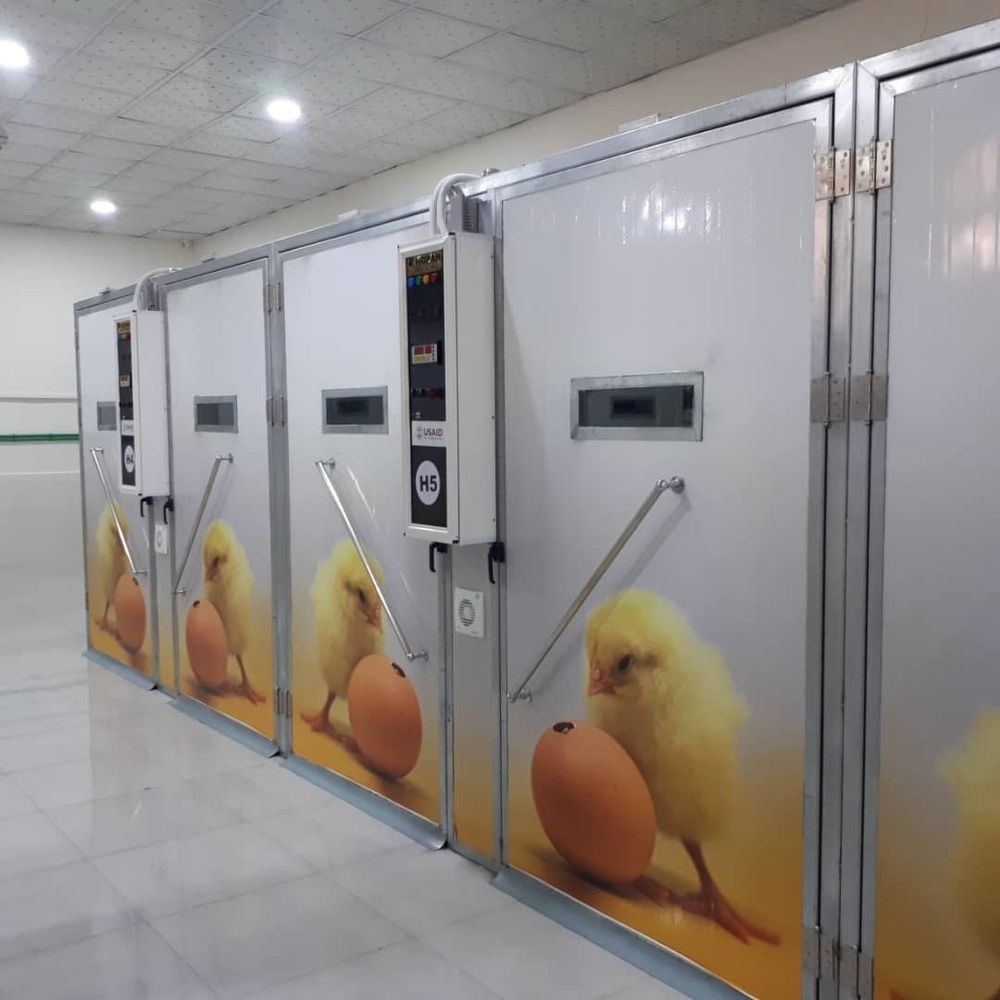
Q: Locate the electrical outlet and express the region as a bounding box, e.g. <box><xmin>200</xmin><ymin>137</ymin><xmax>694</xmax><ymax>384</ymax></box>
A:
<box><xmin>154</xmin><ymin>523</ymin><xmax>170</xmax><ymax>556</ymax></box>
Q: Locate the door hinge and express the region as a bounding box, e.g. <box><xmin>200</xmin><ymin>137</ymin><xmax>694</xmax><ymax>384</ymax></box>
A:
<box><xmin>855</xmin><ymin>140</ymin><xmax>892</xmax><ymax>193</ymax></box>
<box><xmin>811</xmin><ymin>374</ymin><xmax>847</xmax><ymax>424</ymax></box>
<box><xmin>850</xmin><ymin>373</ymin><xmax>888</xmax><ymax>422</ymax></box>
<box><xmin>274</xmin><ymin>688</ymin><xmax>292</xmax><ymax>718</ymax></box>
<box><xmin>816</xmin><ymin>149</ymin><xmax>853</xmax><ymax>200</ymax></box>
<box><xmin>265</xmin><ymin>397</ymin><xmax>274</xmax><ymax>427</ymax></box>
<box><xmin>264</xmin><ymin>281</ymin><xmax>283</xmax><ymax>312</ymax></box>
<box><xmin>278</xmin><ymin>396</ymin><xmax>287</xmax><ymax>427</ymax></box>
<box><xmin>839</xmin><ymin>942</ymin><xmax>874</xmax><ymax>1000</ymax></box>
<box><xmin>804</xmin><ymin>927</ymin><xmax>839</xmax><ymax>985</ymax></box>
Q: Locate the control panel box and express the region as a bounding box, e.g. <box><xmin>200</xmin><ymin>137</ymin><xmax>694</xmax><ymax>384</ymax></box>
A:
<box><xmin>113</xmin><ymin>309</ymin><xmax>170</xmax><ymax>498</ymax></box>
<box><xmin>400</xmin><ymin>233</ymin><xmax>496</xmax><ymax>545</ymax></box>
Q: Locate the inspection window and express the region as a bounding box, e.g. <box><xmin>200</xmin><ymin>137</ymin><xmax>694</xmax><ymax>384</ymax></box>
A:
<box><xmin>96</xmin><ymin>401</ymin><xmax>117</xmax><ymax>431</ymax></box>
<box><xmin>571</xmin><ymin>373</ymin><xmax>703</xmax><ymax>441</ymax></box>
<box><xmin>194</xmin><ymin>396</ymin><xmax>238</xmax><ymax>433</ymax></box>
<box><xmin>322</xmin><ymin>387</ymin><xmax>388</xmax><ymax>434</ymax></box>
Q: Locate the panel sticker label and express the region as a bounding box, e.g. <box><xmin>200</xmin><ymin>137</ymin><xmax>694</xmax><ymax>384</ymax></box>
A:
<box><xmin>411</xmin><ymin>421</ymin><xmax>446</xmax><ymax>447</ymax></box>
<box><xmin>415</xmin><ymin>460</ymin><xmax>441</xmax><ymax>506</ymax></box>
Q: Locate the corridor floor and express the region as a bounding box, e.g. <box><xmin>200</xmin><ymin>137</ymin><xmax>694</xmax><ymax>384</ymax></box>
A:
<box><xmin>0</xmin><ymin>574</ymin><xmax>684</xmax><ymax>999</ymax></box>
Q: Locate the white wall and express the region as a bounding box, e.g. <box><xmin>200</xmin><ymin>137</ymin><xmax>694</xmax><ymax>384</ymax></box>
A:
<box><xmin>198</xmin><ymin>0</ymin><xmax>1000</xmax><ymax>259</ymax></box>
<box><xmin>0</xmin><ymin>224</ymin><xmax>192</xmax><ymax>581</ymax></box>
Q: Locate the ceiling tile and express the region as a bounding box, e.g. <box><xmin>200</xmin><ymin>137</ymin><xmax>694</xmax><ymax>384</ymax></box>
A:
<box><xmin>145</xmin><ymin>188</ymin><xmax>225</xmax><ymax>211</ymax></box>
<box><xmin>17</xmin><ymin>0</ymin><xmax>122</xmax><ymax>20</ymax></box>
<box><xmin>195</xmin><ymin>171</ymin><xmax>274</xmax><ymax>192</ymax></box>
<box><xmin>470</xmin><ymin>74</ymin><xmax>581</xmax><ymax>115</ymax></box>
<box><xmin>147</xmin><ymin>229</ymin><xmax>203</xmax><ymax>240</ymax></box>
<box><xmin>364</xmin><ymin>8</ymin><xmax>495</xmax><ymax>57</ymax></box>
<box><xmin>400</xmin><ymin>59</ymin><xmax>514</xmax><ymax>106</ymax></box>
<box><xmin>203</xmin><ymin>114</ymin><xmax>293</xmax><ymax>142</ymax></box>
<box><xmin>0</xmin><ymin>141</ymin><xmax>62</xmax><ymax>164</ymax></box>
<box><xmin>0</xmin><ymin>159</ymin><xmax>40</xmax><ymax>179</ymax></box>
<box><xmin>51</xmin><ymin>150</ymin><xmax>137</xmax><ymax>174</ymax></box>
<box><xmin>349</xmin><ymin>138</ymin><xmax>431</xmax><ymax>173</ymax></box>
<box><xmin>84</xmin><ymin>25</ymin><xmax>206</xmax><ymax>71</ymax></box>
<box><xmin>237</xmin><ymin>135</ymin><xmax>327</xmax><ymax>167</ymax></box>
<box><xmin>661</xmin><ymin>0</ymin><xmax>809</xmax><ymax>43</ymax></box>
<box><xmin>509</xmin><ymin>1</ymin><xmax>647</xmax><ymax>51</ymax></box>
<box><xmin>188</xmin><ymin>182</ymin><xmax>267</xmax><ymax>203</ymax></box>
<box><xmin>235</xmin><ymin>93</ymin><xmax>340</xmax><ymax>126</ymax></box>
<box><xmin>318</xmin><ymin>87</ymin><xmax>460</xmax><ymax>136</ymax></box>
<box><xmin>594</xmin><ymin>23</ymin><xmax>717</xmax><ymax>69</ymax></box>
<box><xmin>296</xmin><ymin>126</ymin><xmax>371</xmax><ymax>154</ymax></box>
<box><xmin>151</xmin><ymin>74</ymin><xmax>257</xmax><ymax>112</ymax></box>
<box><xmin>284</xmin><ymin>64</ymin><xmax>383</xmax><ymax>107</ymax></box>
<box><xmin>101</xmin><ymin>174</ymin><xmax>175</xmax><ymax>196</ymax></box>
<box><xmin>97</xmin><ymin>117</ymin><xmax>186</xmax><ymax>144</ymax></box>
<box><xmin>0</xmin><ymin>71</ymin><xmax>41</xmax><ymax>101</ymax></box>
<box><xmin>591</xmin><ymin>0</ymin><xmax>707</xmax><ymax>18</ymax></box>
<box><xmin>314</xmin><ymin>39</ymin><xmax>439</xmax><ymax>85</ymax></box>
<box><xmin>24</xmin><ymin>79</ymin><xmax>130</xmax><ymax>114</ymax></box>
<box><xmin>221</xmin><ymin>15</ymin><xmax>349</xmax><ymax>65</ymax></box>
<box><xmin>267</xmin><ymin>0</ymin><xmax>406</xmax><ymax>35</ymax></box>
<box><xmin>11</xmin><ymin>101</ymin><xmax>106</xmax><ymax>132</ymax></box>
<box><xmin>171</xmin><ymin>211</ymin><xmax>239</xmax><ymax>234</ymax></box>
<box><xmin>123</xmin><ymin>161</ymin><xmax>208</xmax><ymax>183</ymax></box>
<box><xmin>0</xmin><ymin>3</ymin><xmax>103</xmax><ymax>47</ymax></box>
<box><xmin>122</xmin><ymin>97</ymin><xmax>218</xmax><ymax>130</ymax></box>
<box><xmin>415</xmin><ymin>0</ymin><xmax>556</xmax><ymax>30</ymax></box>
<box><xmin>146</xmin><ymin>148</ymin><xmax>230</xmax><ymax>170</ymax></box>
<box><xmin>393</xmin><ymin>101</ymin><xmax>524</xmax><ymax>148</ymax></box>
<box><xmin>451</xmin><ymin>31</ymin><xmax>637</xmax><ymax>92</ymax></box>
<box><xmin>184</xmin><ymin>48</ymin><xmax>299</xmax><ymax>89</ymax></box>
<box><xmin>73</xmin><ymin>135</ymin><xmax>161</xmax><ymax>160</ymax></box>
<box><xmin>176</xmin><ymin>131</ymin><xmax>269</xmax><ymax>157</ymax></box>
<box><xmin>2</xmin><ymin>122</ymin><xmax>81</xmax><ymax>148</ymax></box>
<box><xmin>117</xmin><ymin>0</ymin><xmax>248</xmax><ymax>42</ymax></box>
<box><xmin>51</xmin><ymin>52</ymin><xmax>169</xmax><ymax>94</ymax></box>
<box><xmin>36</xmin><ymin>164</ymin><xmax>113</xmax><ymax>186</ymax></box>
<box><xmin>9</xmin><ymin>41</ymin><xmax>71</xmax><ymax>74</ymax></box>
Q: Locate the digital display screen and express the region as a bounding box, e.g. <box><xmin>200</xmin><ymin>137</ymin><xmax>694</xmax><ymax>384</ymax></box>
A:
<box><xmin>325</xmin><ymin>393</ymin><xmax>384</xmax><ymax>427</ymax></box>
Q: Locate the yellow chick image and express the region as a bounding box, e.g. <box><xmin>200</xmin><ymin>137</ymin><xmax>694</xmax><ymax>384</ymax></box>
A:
<box><xmin>941</xmin><ymin>711</ymin><xmax>1000</xmax><ymax>1000</ymax></box>
<box><xmin>202</xmin><ymin>520</ymin><xmax>263</xmax><ymax>704</ymax></box>
<box><xmin>94</xmin><ymin>501</ymin><xmax>129</xmax><ymax>633</ymax></box>
<box><xmin>584</xmin><ymin>589</ymin><xmax>777</xmax><ymax>944</ymax></box>
<box><xmin>301</xmin><ymin>540</ymin><xmax>384</xmax><ymax>747</ymax></box>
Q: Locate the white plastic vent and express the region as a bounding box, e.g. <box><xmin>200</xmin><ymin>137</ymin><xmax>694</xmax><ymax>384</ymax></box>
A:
<box><xmin>454</xmin><ymin>587</ymin><xmax>485</xmax><ymax>639</ymax></box>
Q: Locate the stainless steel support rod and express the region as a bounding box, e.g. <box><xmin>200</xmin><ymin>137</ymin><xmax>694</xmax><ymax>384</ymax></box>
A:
<box><xmin>89</xmin><ymin>447</ymin><xmax>144</xmax><ymax>577</ymax></box>
<box><xmin>316</xmin><ymin>459</ymin><xmax>428</xmax><ymax>663</ymax></box>
<box><xmin>172</xmin><ymin>453</ymin><xmax>233</xmax><ymax>595</ymax></box>
<box><xmin>508</xmin><ymin>475</ymin><xmax>685</xmax><ymax>704</ymax></box>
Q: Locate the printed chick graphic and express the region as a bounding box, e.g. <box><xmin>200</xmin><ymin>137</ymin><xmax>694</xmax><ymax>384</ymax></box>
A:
<box><xmin>301</xmin><ymin>540</ymin><xmax>384</xmax><ymax>747</ymax></box>
<box><xmin>94</xmin><ymin>501</ymin><xmax>129</xmax><ymax>634</ymax></box>
<box><xmin>201</xmin><ymin>520</ymin><xmax>263</xmax><ymax>704</ymax></box>
<box><xmin>941</xmin><ymin>711</ymin><xmax>1000</xmax><ymax>1000</ymax></box>
<box><xmin>585</xmin><ymin>589</ymin><xmax>777</xmax><ymax>944</ymax></box>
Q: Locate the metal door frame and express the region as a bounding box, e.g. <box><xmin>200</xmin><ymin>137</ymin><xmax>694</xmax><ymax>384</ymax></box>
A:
<box><xmin>847</xmin><ymin>19</ymin><xmax>1000</xmax><ymax>1000</ymax></box>
<box><xmin>270</xmin><ymin>202</ymin><xmax>451</xmax><ymax>848</ymax></box>
<box><xmin>73</xmin><ymin>285</ymin><xmax>157</xmax><ymax>692</ymax></box>
<box><xmin>468</xmin><ymin>68</ymin><xmax>855</xmax><ymax>1000</ymax></box>
<box><xmin>156</xmin><ymin>250</ymin><xmax>279</xmax><ymax>756</ymax></box>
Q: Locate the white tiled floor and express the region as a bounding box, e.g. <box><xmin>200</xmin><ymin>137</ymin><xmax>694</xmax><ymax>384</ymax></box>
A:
<box><xmin>0</xmin><ymin>573</ymin><xmax>689</xmax><ymax>999</ymax></box>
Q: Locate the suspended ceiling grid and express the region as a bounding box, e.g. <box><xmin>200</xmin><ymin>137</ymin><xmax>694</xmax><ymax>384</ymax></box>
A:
<box><xmin>0</xmin><ymin>0</ymin><xmax>851</xmax><ymax>239</ymax></box>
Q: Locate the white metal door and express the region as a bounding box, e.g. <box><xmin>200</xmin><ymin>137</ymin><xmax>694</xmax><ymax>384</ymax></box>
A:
<box><xmin>868</xmin><ymin>58</ymin><xmax>1000</xmax><ymax>1000</ymax></box>
<box><xmin>282</xmin><ymin>224</ymin><xmax>445</xmax><ymax>831</ymax></box>
<box><xmin>165</xmin><ymin>262</ymin><xmax>276</xmax><ymax>742</ymax></box>
<box><xmin>500</xmin><ymin>105</ymin><xmax>832</xmax><ymax>998</ymax></box>
<box><xmin>77</xmin><ymin>300</ymin><xmax>155</xmax><ymax>682</ymax></box>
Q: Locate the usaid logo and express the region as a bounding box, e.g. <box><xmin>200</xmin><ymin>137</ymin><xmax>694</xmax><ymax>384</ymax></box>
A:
<box><xmin>412</xmin><ymin>421</ymin><xmax>446</xmax><ymax>447</ymax></box>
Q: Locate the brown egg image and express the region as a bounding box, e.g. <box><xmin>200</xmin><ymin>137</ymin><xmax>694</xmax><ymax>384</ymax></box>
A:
<box><xmin>113</xmin><ymin>574</ymin><xmax>146</xmax><ymax>652</ymax></box>
<box><xmin>531</xmin><ymin>720</ymin><xmax>656</xmax><ymax>886</ymax></box>
<box><xmin>186</xmin><ymin>599</ymin><xmax>229</xmax><ymax>691</ymax></box>
<box><xmin>348</xmin><ymin>654</ymin><xmax>422</xmax><ymax>780</ymax></box>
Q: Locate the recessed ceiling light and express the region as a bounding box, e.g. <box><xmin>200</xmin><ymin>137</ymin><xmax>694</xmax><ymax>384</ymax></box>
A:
<box><xmin>90</xmin><ymin>199</ymin><xmax>117</xmax><ymax>216</ymax></box>
<box><xmin>266</xmin><ymin>97</ymin><xmax>302</xmax><ymax>123</ymax></box>
<box><xmin>0</xmin><ymin>39</ymin><xmax>30</xmax><ymax>70</ymax></box>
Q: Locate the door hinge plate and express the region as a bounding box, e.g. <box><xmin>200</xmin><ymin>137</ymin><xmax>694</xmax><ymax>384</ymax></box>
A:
<box><xmin>856</xmin><ymin>140</ymin><xmax>892</xmax><ymax>193</ymax></box>
<box><xmin>850</xmin><ymin>373</ymin><xmax>888</xmax><ymax>422</ymax></box>
<box><xmin>817</xmin><ymin>149</ymin><xmax>853</xmax><ymax>200</ymax></box>
<box><xmin>265</xmin><ymin>282</ymin><xmax>283</xmax><ymax>312</ymax></box>
<box><xmin>811</xmin><ymin>374</ymin><xmax>847</xmax><ymax>424</ymax></box>
<box><xmin>278</xmin><ymin>396</ymin><xmax>287</xmax><ymax>427</ymax></box>
<box><xmin>274</xmin><ymin>688</ymin><xmax>292</xmax><ymax>718</ymax></box>
<box><xmin>804</xmin><ymin>927</ymin><xmax>839</xmax><ymax>985</ymax></box>
<box><xmin>266</xmin><ymin>397</ymin><xmax>274</xmax><ymax>427</ymax></box>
